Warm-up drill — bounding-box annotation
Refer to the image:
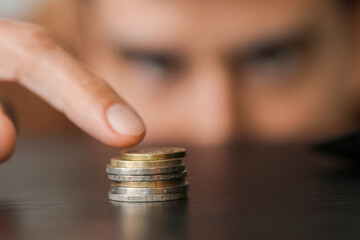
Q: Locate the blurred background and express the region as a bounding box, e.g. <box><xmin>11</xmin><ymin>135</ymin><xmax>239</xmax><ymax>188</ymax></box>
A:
<box><xmin>0</xmin><ymin>0</ymin><xmax>45</xmax><ymax>19</ymax></box>
<box><xmin>0</xmin><ymin>0</ymin><xmax>359</xmax><ymax>146</ymax></box>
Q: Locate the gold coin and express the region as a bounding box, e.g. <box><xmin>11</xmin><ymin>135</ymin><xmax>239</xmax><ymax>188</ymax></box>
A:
<box><xmin>119</xmin><ymin>147</ymin><xmax>186</xmax><ymax>161</ymax></box>
<box><xmin>110</xmin><ymin>158</ymin><xmax>183</xmax><ymax>168</ymax></box>
<box><xmin>113</xmin><ymin>179</ymin><xmax>187</xmax><ymax>188</ymax></box>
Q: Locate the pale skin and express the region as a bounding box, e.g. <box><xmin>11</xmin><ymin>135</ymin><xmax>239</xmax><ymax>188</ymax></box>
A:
<box><xmin>1</xmin><ymin>0</ymin><xmax>360</xmax><ymax>162</ymax></box>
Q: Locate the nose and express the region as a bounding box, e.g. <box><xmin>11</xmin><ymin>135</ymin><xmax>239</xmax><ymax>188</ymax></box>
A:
<box><xmin>187</xmin><ymin>62</ymin><xmax>235</xmax><ymax>145</ymax></box>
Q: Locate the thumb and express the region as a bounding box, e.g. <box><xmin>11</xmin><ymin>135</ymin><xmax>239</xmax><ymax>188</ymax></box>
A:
<box><xmin>0</xmin><ymin>99</ymin><xmax>16</xmax><ymax>162</ymax></box>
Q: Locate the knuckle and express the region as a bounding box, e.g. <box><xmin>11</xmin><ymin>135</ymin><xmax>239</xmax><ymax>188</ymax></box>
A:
<box><xmin>0</xmin><ymin>20</ymin><xmax>59</xmax><ymax>79</ymax></box>
<box><xmin>0</xmin><ymin>21</ymin><xmax>57</xmax><ymax>53</ymax></box>
<box><xmin>28</xmin><ymin>25</ymin><xmax>49</xmax><ymax>40</ymax></box>
<box><xmin>17</xmin><ymin>24</ymin><xmax>57</xmax><ymax>52</ymax></box>
<box><xmin>27</xmin><ymin>26</ymin><xmax>55</xmax><ymax>49</ymax></box>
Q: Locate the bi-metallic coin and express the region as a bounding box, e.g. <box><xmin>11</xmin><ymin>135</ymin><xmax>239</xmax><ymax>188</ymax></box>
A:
<box><xmin>106</xmin><ymin>164</ymin><xmax>185</xmax><ymax>176</ymax></box>
<box><xmin>113</xmin><ymin>179</ymin><xmax>187</xmax><ymax>188</ymax></box>
<box><xmin>108</xmin><ymin>192</ymin><xmax>187</xmax><ymax>202</ymax></box>
<box><xmin>107</xmin><ymin>170</ymin><xmax>187</xmax><ymax>182</ymax></box>
<box><xmin>110</xmin><ymin>183</ymin><xmax>189</xmax><ymax>195</ymax></box>
<box><xmin>110</xmin><ymin>158</ymin><xmax>183</xmax><ymax>168</ymax></box>
<box><xmin>119</xmin><ymin>147</ymin><xmax>186</xmax><ymax>161</ymax></box>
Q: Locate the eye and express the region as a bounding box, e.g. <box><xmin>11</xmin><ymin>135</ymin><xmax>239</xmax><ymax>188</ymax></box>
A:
<box><xmin>134</xmin><ymin>54</ymin><xmax>169</xmax><ymax>68</ymax></box>
<box><xmin>121</xmin><ymin>50</ymin><xmax>181</xmax><ymax>78</ymax></box>
<box><xmin>245</xmin><ymin>44</ymin><xmax>302</xmax><ymax>75</ymax></box>
<box><xmin>230</xmin><ymin>31</ymin><xmax>315</xmax><ymax>86</ymax></box>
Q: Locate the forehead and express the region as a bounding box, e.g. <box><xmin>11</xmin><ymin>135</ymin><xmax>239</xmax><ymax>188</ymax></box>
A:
<box><xmin>92</xmin><ymin>0</ymin><xmax>333</xmax><ymax>48</ymax></box>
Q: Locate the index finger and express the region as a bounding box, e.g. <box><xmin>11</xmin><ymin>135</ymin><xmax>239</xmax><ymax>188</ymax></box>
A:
<box><xmin>1</xmin><ymin>21</ymin><xmax>146</xmax><ymax>147</ymax></box>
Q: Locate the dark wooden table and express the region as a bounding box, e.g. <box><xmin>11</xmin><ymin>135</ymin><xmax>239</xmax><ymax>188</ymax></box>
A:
<box><xmin>0</xmin><ymin>136</ymin><xmax>359</xmax><ymax>240</ymax></box>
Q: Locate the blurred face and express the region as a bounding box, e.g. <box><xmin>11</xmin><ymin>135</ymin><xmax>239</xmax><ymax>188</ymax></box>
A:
<box><xmin>79</xmin><ymin>0</ymin><xmax>360</xmax><ymax>145</ymax></box>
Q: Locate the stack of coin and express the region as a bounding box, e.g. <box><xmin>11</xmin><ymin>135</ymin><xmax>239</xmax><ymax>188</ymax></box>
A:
<box><xmin>106</xmin><ymin>147</ymin><xmax>189</xmax><ymax>202</ymax></box>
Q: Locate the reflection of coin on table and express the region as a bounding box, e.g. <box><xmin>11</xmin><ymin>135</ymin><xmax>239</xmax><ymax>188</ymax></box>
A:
<box><xmin>106</xmin><ymin>147</ymin><xmax>189</xmax><ymax>202</ymax></box>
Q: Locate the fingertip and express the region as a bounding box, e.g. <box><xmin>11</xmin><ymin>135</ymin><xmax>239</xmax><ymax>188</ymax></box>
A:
<box><xmin>0</xmin><ymin>113</ymin><xmax>16</xmax><ymax>162</ymax></box>
<box><xmin>106</xmin><ymin>103</ymin><xmax>146</xmax><ymax>137</ymax></box>
<box><xmin>104</xmin><ymin>132</ymin><xmax>146</xmax><ymax>148</ymax></box>
<box><xmin>103</xmin><ymin>103</ymin><xmax>146</xmax><ymax>148</ymax></box>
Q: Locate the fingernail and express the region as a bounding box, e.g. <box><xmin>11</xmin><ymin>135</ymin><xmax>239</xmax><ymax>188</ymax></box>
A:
<box><xmin>106</xmin><ymin>103</ymin><xmax>145</xmax><ymax>136</ymax></box>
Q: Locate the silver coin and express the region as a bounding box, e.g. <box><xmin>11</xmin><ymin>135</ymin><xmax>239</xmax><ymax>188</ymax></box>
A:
<box><xmin>106</xmin><ymin>164</ymin><xmax>186</xmax><ymax>176</ymax></box>
<box><xmin>110</xmin><ymin>183</ymin><xmax>189</xmax><ymax>195</ymax></box>
<box><xmin>107</xmin><ymin>170</ymin><xmax>187</xmax><ymax>182</ymax></box>
<box><xmin>108</xmin><ymin>192</ymin><xmax>187</xmax><ymax>202</ymax></box>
